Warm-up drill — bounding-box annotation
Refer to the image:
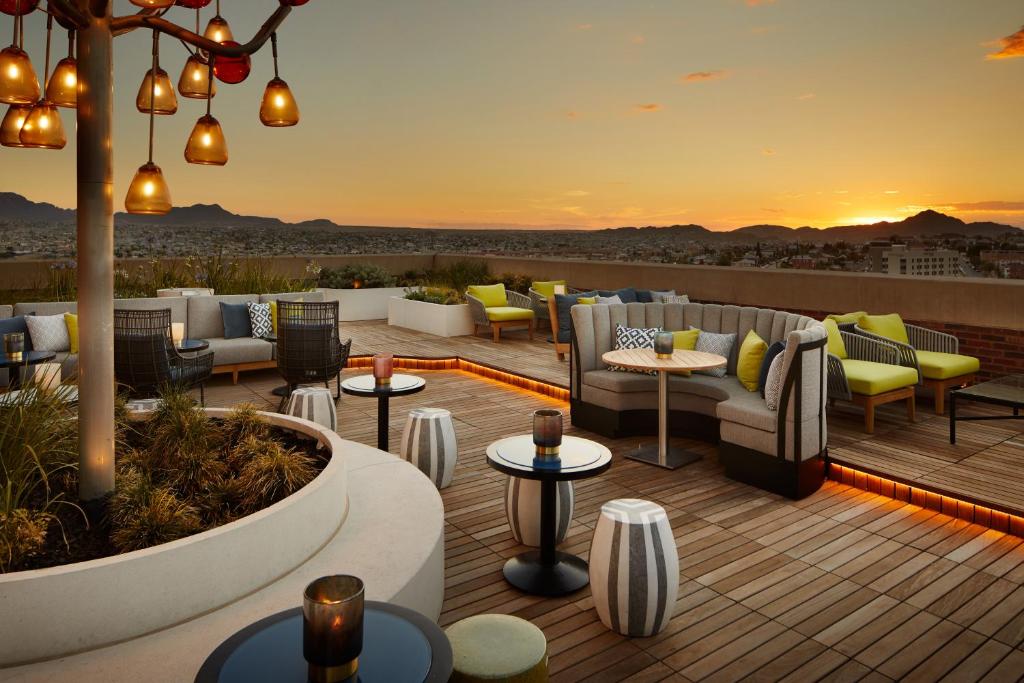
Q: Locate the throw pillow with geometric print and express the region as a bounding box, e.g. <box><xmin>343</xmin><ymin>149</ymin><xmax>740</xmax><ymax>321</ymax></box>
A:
<box><xmin>608</xmin><ymin>324</ymin><xmax>658</xmax><ymax>374</ymax></box>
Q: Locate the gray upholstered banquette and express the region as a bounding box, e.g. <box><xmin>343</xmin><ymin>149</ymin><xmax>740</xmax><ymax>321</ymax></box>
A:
<box><xmin>570</xmin><ymin>302</ymin><xmax>829</xmax><ymax>498</ymax></box>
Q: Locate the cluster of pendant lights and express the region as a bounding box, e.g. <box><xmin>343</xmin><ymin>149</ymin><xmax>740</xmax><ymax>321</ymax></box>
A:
<box><xmin>0</xmin><ymin>0</ymin><xmax>308</xmax><ymax>215</ymax></box>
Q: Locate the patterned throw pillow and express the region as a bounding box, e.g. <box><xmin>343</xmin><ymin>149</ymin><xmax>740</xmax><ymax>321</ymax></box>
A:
<box><xmin>765</xmin><ymin>353</ymin><xmax>786</xmax><ymax>411</ymax></box>
<box><xmin>649</xmin><ymin>290</ymin><xmax>677</xmax><ymax>303</ymax></box>
<box><xmin>609</xmin><ymin>324</ymin><xmax>658</xmax><ymax>374</ymax></box>
<box><xmin>25</xmin><ymin>314</ymin><xmax>70</xmax><ymax>352</ymax></box>
<box><xmin>247</xmin><ymin>302</ymin><xmax>273</xmax><ymax>338</ymax></box>
<box><xmin>692</xmin><ymin>327</ymin><xmax>735</xmax><ymax>378</ymax></box>
<box><xmin>661</xmin><ymin>294</ymin><xmax>690</xmax><ymax>304</ymax></box>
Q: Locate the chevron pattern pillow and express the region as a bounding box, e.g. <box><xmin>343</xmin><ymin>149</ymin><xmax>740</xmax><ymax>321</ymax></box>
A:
<box><xmin>692</xmin><ymin>327</ymin><xmax>735</xmax><ymax>378</ymax></box>
<box><xmin>247</xmin><ymin>302</ymin><xmax>273</xmax><ymax>339</ymax></box>
<box><xmin>609</xmin><ymin>324</ymin><xmax>658</xmax><ymax>374</ymax></box>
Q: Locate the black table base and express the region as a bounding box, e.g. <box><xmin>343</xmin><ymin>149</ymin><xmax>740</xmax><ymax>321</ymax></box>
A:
<box><xmin>625</xmin><ymin>444</ymin><xmax>702</xmax><ymax>470</ymax></box>
<box><xmin>503</xmin><ymin>550</ymin><xmax>590</xmax><ymax>597</ymax></box>
<box><xmin>950</xmin><ymin>391</ymin><xmax>1023</xmax><ymax>444</ymax></box>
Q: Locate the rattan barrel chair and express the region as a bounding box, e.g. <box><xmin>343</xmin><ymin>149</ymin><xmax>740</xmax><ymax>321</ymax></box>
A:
<box><xmin>114</xmin><ymin>308</ymin><xmax>214</xmax><ymax>405</ymax></box>
<box><xmin>275</xmin><ymin>301</ymin><xmax>352</xmax><ymax>411</ymax></box>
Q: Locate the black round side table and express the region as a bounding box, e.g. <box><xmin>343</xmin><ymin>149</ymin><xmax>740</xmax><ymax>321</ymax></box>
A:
<box><xmin>194</xmin><ymin>601</ymin><xmax>453</xmax><ymax>683</ymax></box>
<box><xmin>0</xmin><ymin>350</ymin><xmax>57</xmax><ymax>390</ymax></box>
<box><xmin>486</xmin><ymin>434</ymin><xmax>613</xmax><ymax>596</ymax></box>
<box><xmin>175</xmin><ymin>338</ymin><xmax>210</xmax><ymax>353</ymax></box>
<box><xmin>341</xmin><ymin>374</ymin><xmax>426</xmax><ymax>451</ymax></box>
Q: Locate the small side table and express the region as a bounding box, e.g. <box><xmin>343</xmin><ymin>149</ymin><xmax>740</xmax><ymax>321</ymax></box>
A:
<box><xmin>176</xmin><ymin>338</ymin><xmax>210</xmax><ymax>353</ymax></box>
<box><xmin>194</xmin><ymin>602</ymin><xmax>453</xmax><ymax>683</ymax></box>
<box><xmin>341</xmin><ymin>374</ymin><xmax>426</xmax><ymax>451</ymax></box>
<box><xmin>0</xmin><ymin>350</ymin><xmax>58</xmax><ymax>391</ymax></box>
<box><xmin>486</xmin><ymin>434</ymin><xmax>612</xmax><ymax>596</ymax></box>
<box><xmin>601</xmin><ymin>348</ymin><xmax>725</xmax><ymax>469</ymax></box>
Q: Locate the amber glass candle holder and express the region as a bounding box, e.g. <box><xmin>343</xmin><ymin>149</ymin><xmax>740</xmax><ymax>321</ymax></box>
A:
<box><xmin>303</xmin><ymin>575</ymin><xmax>365</xmax><ymax>683</ymax></box>
<box><xmin>3</xmin><ymin>332</ymin><xmax>24</xmax><ymax>361</ymax></box>
<box><xmin>372</xmin><ymin>353</ymin><xmax>393</xmax><ymax>388</ymax></box>
<box><xmin>654</xmin><ymin>330</ymin><xmax>674</xmax><ymax>359</ymax></box>
<box><xmin>532</xmin><ymin>408</ymin><xmax>563</xmax><ymax>461</ymax></box>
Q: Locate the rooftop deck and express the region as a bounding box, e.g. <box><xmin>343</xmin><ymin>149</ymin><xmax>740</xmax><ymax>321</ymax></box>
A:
<box><xmin>198</xmin><ymin>320</ymin><xmax>1024</xmax><ymax>681</ymax></box>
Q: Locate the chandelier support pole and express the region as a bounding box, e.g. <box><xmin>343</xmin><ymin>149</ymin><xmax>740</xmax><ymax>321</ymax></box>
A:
<box><xmin>75</xmin><ymin>0</ymin><xmax>115</xmax><ymax>503</ymax></box>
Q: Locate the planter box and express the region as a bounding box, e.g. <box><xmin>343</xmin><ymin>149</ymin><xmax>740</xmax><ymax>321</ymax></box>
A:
<box><xmin>317</xmin><ymin>287</ymin><xmax>412</xmax><ymax>321</ymax></box>
<box><xmin>387</xmin><ymin>296</ymin><xmax>475</xmax><ymax>337</ymax></box>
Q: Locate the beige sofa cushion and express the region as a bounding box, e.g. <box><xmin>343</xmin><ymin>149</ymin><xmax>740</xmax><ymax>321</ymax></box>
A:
<box><xmin>187</xmin><ymin>294</ymin><xmax>259</xmax><ymax>340</ymax></box>
<box><xmin>114</xmin><ymin>296</ymin><xmax>188</xmax><ymax>336</ymax></box>
<box><xmin>0</xmin><ymin>305</ymin><xmax>12</xmax><ymax>319</ymax></box>
<box><xmin>205</xmin><ymin>337</ymin><xmax>273</xmax><ymax>366</ymax></box>
<box><xmin>716</xmin><ymin>390</ymin><xmax>777</xmax><ymax>433</ymax></box>
<box><xmin>14</xmin><ymin>301</ymin><xmax>76</xmax><ymax>316</ymax></box>
<box><xmin>258</xmin><ymin>291</ymin><xmax>324</xmax><ymax>304</ymax></box>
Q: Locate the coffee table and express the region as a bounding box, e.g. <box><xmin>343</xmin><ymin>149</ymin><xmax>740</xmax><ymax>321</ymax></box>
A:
<box><xmin>949</xmin><ymin>374</ymin><xmax>1024</xmax><ymax>444</ymax></box>
<box><xmin>0</xmin><ymin>350</ymin><xmax>58</xmax><ymax>391</ymax></box>
<box><xmin>341</xmin><ymin>373</ymin><xmax>426</xmax><ymax>451</ymax></box>
<box><xmin>601</xmin><ymin>347</ymin><xmax>726</xmax><ymax>469</ymax></box>
<box><xmin>486</xmin><ymin>434</ymin><xmax>612</xmax><ymax>596</ymax></box>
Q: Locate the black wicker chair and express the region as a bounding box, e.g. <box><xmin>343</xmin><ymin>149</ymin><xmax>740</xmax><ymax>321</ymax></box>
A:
<box><xmin>114</xmin><ymin>308</ymin><xmax>215</xmax><ymax>405</ymax></box>
<box><xmin>276</xmin><ymin>301</ymin><xmax>351</xmax><ymax>410</ymax></box>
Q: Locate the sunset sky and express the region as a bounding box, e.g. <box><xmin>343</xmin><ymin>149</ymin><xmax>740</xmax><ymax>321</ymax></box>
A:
<box><xmin>1</xmin><ymin>0</ymin><xmax>1022</xmax><ymax>230</ymax></box>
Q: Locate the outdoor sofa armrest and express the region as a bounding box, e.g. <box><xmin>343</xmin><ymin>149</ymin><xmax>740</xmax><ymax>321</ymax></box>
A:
<box><xmin>905</xmin><ymin>323</ymin><xmax>959</xmax><ymax>354</ymax></box>
<box><xmin>826</xmin><ymin>353</ymin><xmax>852</xmax><ymax>402</ymax></box>
<box><xmin>464</xmin><ymin>293</ymin><xmax>489</xmax><ymax>326</ymax></box>
<box><xmin>506</xmin><ymin>290</ymin><xmax>532</xmax><ymax>310</ymax></box>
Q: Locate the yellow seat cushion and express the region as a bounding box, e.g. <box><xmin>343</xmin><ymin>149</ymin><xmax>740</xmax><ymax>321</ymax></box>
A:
<box><xmin>673</xmin><ymin>329</ymin><xmax>700</xmax><ymax>350</ymax></box>
<box><xmin>577</xmin><ymin>296</ymin><xmax>597</xmax><ymax>305</ymax></box>
<box><xmin>486</xmin><ymin>306</ymin><xmax>534</xmax><ymax>322</ymax></box>
<box><xmin>840</xmin><ymin>359</ymin><xmax>919</xmax><ymax>396</ymax></box>
<box><xmin>531</xmin><ymin>280</ymin><xmax>566</xmax><ymax>298</ymax></box>
<box><xmin>827</xmin><ymin>311</ymin><xmax>868</xmax><ymax>325</ymax></box>
<box><xmin>916</xmin><ymin>350</ymin><xmax>980</xmax><ymax>380</ymax></box>
<box><xmin>822</xmin><ymin>318</ymin><xmax>847</xmax><ymax>359</ymax></box>
<box><xmin>737</xmin><ymin>329</ymin><xmax>768</xmax><ymax>392</ymax></box>
<box><xmin>64</xmin><ymin>313</ymin><xmax>79</xmax><ymax>354</ymax></box>
<box><xmin>467</xmin><ymin>283</ymin><xmax>507</xmax><ymax>308</ymax></box>
<box><xmin>859</xmin><ymin>313</ymin><xmax>909</xmax><ymax>344</ymax></box>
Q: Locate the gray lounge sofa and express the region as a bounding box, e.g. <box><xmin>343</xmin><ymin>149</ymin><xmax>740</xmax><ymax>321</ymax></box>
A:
<box><xmin>0</xmin><ymin>291</ymin><xmax>322</xmax><ymax>386</ymax></box>
<box><xmin>570</xmin><ymin>302</ymin><xmax>829</xmax><ymax>498</ymax></box>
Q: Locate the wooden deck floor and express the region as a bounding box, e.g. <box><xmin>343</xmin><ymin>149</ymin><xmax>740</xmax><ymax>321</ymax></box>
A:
<box><xmin>203</xmin><ymin>362</ymin><xmax>1024</xmax><ymax>682</ymax></box>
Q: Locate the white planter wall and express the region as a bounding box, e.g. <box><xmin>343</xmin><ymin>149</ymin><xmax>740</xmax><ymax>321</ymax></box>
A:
<box><xmin>387</xmin><ymin>296</ymin><xmax>475</xmax><ymax>337</ymax></box>
<box><xmin>318</xmin><ymin>287</ymin><xmax>412</xmax><ymax>321</ymax></box>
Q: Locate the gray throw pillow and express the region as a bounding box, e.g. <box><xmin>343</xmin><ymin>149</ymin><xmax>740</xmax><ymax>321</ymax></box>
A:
<box><xmin>650</xmin><ymin>290</ymin><xmax>677</xmax><ymax>303</ymax></box>
<box><xmin>692</xmin><ymin>327</ymin><xmax>735</xmax><ymax>377</ymax></box>
<box><xmin>220</xmin><ymin>302</ymin><xmax>253</xmax><ymax>339</ymax></box>
<box><xmin>25</xmin><ymin>314</ymin><xmax>70</xmax><ymax>352</ymax></box>
<box><xmin>765</xmin><ymin>353</ymin><xmax>786</xmax><ymax>410</ymax></box>
<box><xmin>595</xmin><ymin>295</ymin><xmax>623</xmax><ymax>305</ymax></box>
<box><xmin>661</xmin><ymin>294</ymin><xmax>690</xmax><ymax>304</ymax></box>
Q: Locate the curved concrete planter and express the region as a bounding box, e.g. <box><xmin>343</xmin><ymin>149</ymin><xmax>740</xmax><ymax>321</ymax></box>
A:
<box><xmin>318</xmin><ymin>287</ymin><xmax>413</xmax><ymax>321</ymax></box>
<box><xmin>0</xmin><ymin>409</ymin><xmax>348</xmax><ymax>667</ymax></box>
<box><xmin>388</xmin><ymin>296</ymin><xmax>475</xmax><ymax>337</ymax></box>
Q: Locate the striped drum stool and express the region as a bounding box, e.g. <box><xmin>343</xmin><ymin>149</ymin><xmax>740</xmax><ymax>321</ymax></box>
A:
<box><xmin>589</xmin><ymin>499</ymin><xmax>678</xmax><ymax>637</ymax></box>
<box><xmin>446</xmin><ymin>614</ymin><xmax>548</xmax><ymax>683</ymax></box>
<box><xmin>505</xmin><ymin>477</ymin><xmax>573</xmax><ymax>547</ymax></box>
<box><xmin>284</xmin><ymin>387</ymin><xmax>337</xmax><ymax>438</ymax></box>
<box><xmin>400</xmin><ymin>408</ymin><xmax>458</xmax><ymax>489</ymax></box>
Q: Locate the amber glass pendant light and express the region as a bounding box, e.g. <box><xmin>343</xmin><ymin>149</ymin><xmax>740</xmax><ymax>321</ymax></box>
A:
<box><xmin>45</xmin><ymin>29</ymin><xmax>76</xmax><ymax>108</ymax></box>
<box><xmin>260</xmin><ymin>33</ymin><xmax>299</xmax><ymax>127</ymax></box>
<box><xmin>130</xmin><ymin>0</ymin><xmax>174</xmax><ymax>8</ymax></box>
<box><xmin>126</xmin><ymin>31</ymin><xmax>172</xmax><ymax>214</ymax></box>
<box><xmin>20</xmin><ymin>13</ymin><xmax>64</xmax><ymax>149</ymax></box>
<box><xmin>185</xmin><ymin>55</ymin><xmax>227</xmax><ymax>165</ymax></box>
<box><xmin>0</xmin><ymin>11</ymin><xmax>39</xmax><ymax>105</ymax></box>
<box><xmin>136</xmin><ymin>67</ymin><xmax>176</xmax><ymax>115</ymax></box>
<box><xmin>0</xmin><ymin>100</ymin><xmax>29</xmax><ymax>146</ymax></box>
<box><xmin>203</xmin><ymin>0</ymin><xmax>232</xmax><ymax>44</ymax></box>
<box><xmin>178</xmin><ymin>10</ymin><xmax>215</xmax><ymax>99</ymax></box>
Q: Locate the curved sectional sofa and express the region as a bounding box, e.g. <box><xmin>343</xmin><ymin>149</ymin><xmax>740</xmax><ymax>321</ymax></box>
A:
<box><xmin>570</xmin><ymin>302</ymin><xmax>829</xmax><ymax>499</ymax></box>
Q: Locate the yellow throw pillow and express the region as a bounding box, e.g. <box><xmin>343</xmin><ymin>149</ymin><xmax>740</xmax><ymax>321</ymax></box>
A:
<box><xmin>467</xmin><ymin>283</ymin><xmax>507</xmax><ymax>308</ymax></box>
<box><xmin>859</xmin><ymin>313</ymin><xmax>909</xmax><ymax>344</ymax></box>
<box><xmin>64</xmin><ymin>313</ymin><xmax>79</xmax><ymax>354</ymax></box>
<box><xmin>577</xmin><ymin>296</ymin><xmax>597</xmax><ymax>305</ymax></box>
<box><xmin>827</xmin><ymin>311</ymin><xmax>868</xmax><ymax>325</ymax></box>
<box><xmin>531</xmin><ymin>280</ymin><xmax>566</xmax><ymax>298</ymax></box>
<box><xmin>672</xmin><ymin>328</ymin><xmax>700</xmax><ymax>350</ymax></box>
<box><xmin>737</xmin><ymin>329</ymin><xmax>768</xmax><ymax>392</ymax></box>
<box><xmin>822</xmin><ymin>318</ymin><xmax>847</xmax><ymax>359</ymax></box>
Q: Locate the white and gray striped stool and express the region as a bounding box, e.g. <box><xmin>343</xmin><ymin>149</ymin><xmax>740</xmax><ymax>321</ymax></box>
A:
<box><xmin>284</xmin><ymin>387</ymin><xmax>337</xmax><ymax>439</ymax></box>
<box><xmin>400</xmin><ymin>407</ymin><xmax>458</xmax><ymax>489</ymax></box>
<box><xmin>505</xmin><ymin>477</ymin><xmax>574</xmax><ymax>547</ymax></box>
<box><xmin>589</xmin><ymin>499</ymin><xmax>678</xmax><ymax>637</ymax></box>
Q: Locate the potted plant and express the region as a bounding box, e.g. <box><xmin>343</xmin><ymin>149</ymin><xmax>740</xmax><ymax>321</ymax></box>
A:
<box><xmin>317</xmin><ymin>264</ymin><xmax>412</xmax><ymax>321</ymax></box>
<box><xmin>387</xmin><ymin>287</ymin><xmax>475</xmax><ymax>337</ymax></box>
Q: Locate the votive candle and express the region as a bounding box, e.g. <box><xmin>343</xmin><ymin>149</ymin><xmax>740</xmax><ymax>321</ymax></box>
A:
<box><xmin>654</xmin><ymin>330</ymin><xmax>675</xmax><ymax>359</ymax></box>
<box><xmin>171</xmin><ymin>322</ymin><xmax>185</xmax><ymax>347</ymax></box>
<box><xmin>303</xmin><ymin>575</ymin><xmax>365</xmax><ymax>683</ymax></box>
<box><xmin>533</xmin><ymin>408</ymin><xmax>563</xmax><ymax>457</ymax></box>
<box><xmin>372</xmin><ymin>353</ymin><xmax>393</xmax><ymax>387</ymax></box>
<box><xmin>3</xmin><ymin>332</ymin><xmax>24</xmax><ymax>361</ymax></box>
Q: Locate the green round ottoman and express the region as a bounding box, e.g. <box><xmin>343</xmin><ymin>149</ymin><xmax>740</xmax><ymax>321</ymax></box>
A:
<box><xmin>445</xmin><ymin>614</ymin><xmax>549</xmax><ymax>682</ymax></box>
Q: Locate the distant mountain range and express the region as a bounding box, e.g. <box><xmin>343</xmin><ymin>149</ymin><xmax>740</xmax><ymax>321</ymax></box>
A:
<box><xmin>1</xmin><ymin>192</ymin><xmax>1020</xmax><ymax>242</ymax></box>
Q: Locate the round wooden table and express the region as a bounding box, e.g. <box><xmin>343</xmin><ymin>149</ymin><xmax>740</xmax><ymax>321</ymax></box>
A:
<box><xmin>601</xmin><ymin>347</ymin><xmax>726</xmax><ymax>470</ymax></box>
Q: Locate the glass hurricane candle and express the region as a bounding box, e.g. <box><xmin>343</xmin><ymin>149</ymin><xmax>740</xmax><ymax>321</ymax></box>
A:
<box><xmin>654</xmin><ymin>330</ymin><xmax>675</xmax><ymax>359</ymax></box>
<box><xmin>171</xmin><ymin>322</ymin><xmax>185</xmax><ymax>347</ymax></box>
<box><xmin>372</xmin><ymin>353</ymin><xmax>393</xmax><ymax>388</ymax></box>
<box><xmin>3</xmin><ymin>332</ymin><xmax>24</xmax><ymax>361</ymax></box>
<box><xmin>532</xmin><ymin>408</ymin><xmax>563</xmax><ymax>458</ymax></box>
<box><xmin>303</xmin><ymin>575</ymin><xmax>364</xmax><ymax>683</ymax></box>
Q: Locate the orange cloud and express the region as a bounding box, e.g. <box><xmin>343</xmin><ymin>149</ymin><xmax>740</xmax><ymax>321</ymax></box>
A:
<box><xmin>987</xmin><ymin>26</ymin><xmax>1024</xmax><ymax>59</ymax></box>
<box><xmin>948</xmin><ymin>200</ymin><xmax>1024</xmax><ymax>211</ymax></box>
<box><xmin>797</xmin><ymin>93</ymin><xmax>816</xmax><ymax>100</ymax></box>
<box><xmin>565</xmin><ymin>110</ymin><xmax>581</xmax><ymax>120</ymax></box>
<box><xmin>633</xmin><ymin>103</ymin><xmax>662</xmax><ymax>113</ymax></box>
<box><xmin>681</xmin><ymin>70</ymin><xmax>730</xmax><ymax>84</ymax></box>
<box><xmin>761</xmin><ymin>148</ymin><xmax>776</xmax><ymax>156</ymax></box>
<box><xmin>746</xmin><ymin>0</ymin><xmax>777</xmax><ymax>6</ymax></box>
<box><xmin>573</xmin><ymin>23</ymin><xmax>594</xmax><ymax>32</ymax></box>
<box><xmin>629</xmin><ymin>34</ymin><xmax>646</xmax><ymax>45</ymax></box>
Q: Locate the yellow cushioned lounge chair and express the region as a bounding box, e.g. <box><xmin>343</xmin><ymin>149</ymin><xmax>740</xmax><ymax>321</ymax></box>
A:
<box><xmin>465</xmin><ymin>283</ymin><xmax>535</xmax><ymax>343</ymax></box>
<box><xmin>855</xmin><ymin>313</ymin><xmax>980</xmax><ymax>415</ymax></box>
<box><xmin>824</xmin><ymin>319</ymin><xmax>918</xmax><ymax>433</ymax></box>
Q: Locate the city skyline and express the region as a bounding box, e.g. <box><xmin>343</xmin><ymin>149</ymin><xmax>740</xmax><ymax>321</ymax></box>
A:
<box><xmin>1</xmin><ymin>0</ymin><xmax>1022</xmax><ymax>230</ymax></box>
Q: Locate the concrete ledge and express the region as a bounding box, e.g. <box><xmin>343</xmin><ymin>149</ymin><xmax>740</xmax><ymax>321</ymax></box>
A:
<box><xmin>0</xmin><ymin>410</ymin><xmax>349</xmax><ymax>667</ymax></box>
<box><xmin>0</xmin><ymin>448</ymin><xmax>444</xmax><ymax>682</ymax></box>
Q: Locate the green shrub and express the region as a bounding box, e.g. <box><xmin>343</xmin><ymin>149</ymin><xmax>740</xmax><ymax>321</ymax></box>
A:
<box><xmin>403</xmin><ymin>287</ymin><xmax>461</xmax><ymax>305</ymax></box>
<box><xmin>236</xmin><ymin>439</ymin><xmax>317</xmax><ymax>513</ymax></box>
<box><xmin>319</xmin><ymin>263</ymin><xmax>398</xmax><ymax>289</ymax></box>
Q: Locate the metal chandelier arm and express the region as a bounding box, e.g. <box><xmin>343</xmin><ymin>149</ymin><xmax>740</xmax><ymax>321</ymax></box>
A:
<box><xmin>46</xmin><ymin>0</ymin><xmax>89</xmax><ymax>30</ymax></box>
<box><xmin>110</xmin><ymin>4</ymin><xmax>291</xmax><ymax>55</ymax></box>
